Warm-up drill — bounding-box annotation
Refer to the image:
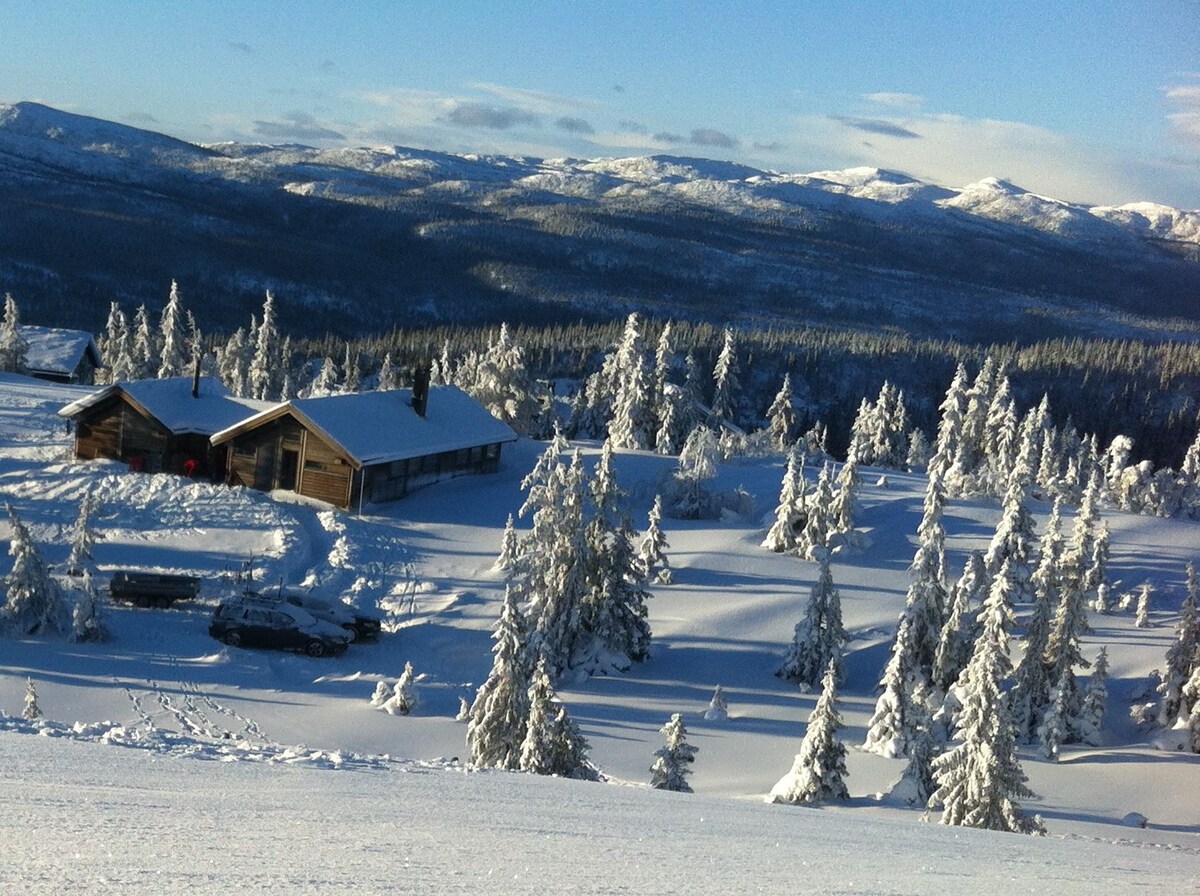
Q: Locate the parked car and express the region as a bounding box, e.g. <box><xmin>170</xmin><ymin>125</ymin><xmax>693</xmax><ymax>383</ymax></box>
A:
<box><xmin>239</xmin><ymin>587</ymin><xmax>382</xmax><ymax>642</ymax></box>
<box><xmin>208</xmin><ymin>600</ymin><xmax>351</xmax><ymax>657</ymax></box>
<box><xmin>109</xmin><ymin>571</ymin><xmax>201</xmax><ymax>608</ymax></box>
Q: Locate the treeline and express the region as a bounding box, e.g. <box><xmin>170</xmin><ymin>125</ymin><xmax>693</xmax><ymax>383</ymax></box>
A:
<box><xmin>290</xmin><ymin>318</ymin><xmax>1200</xmax><ymax>468</ymax></box>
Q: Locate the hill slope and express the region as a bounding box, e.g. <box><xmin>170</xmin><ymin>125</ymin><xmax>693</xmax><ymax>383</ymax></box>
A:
<box><xmin>0</xmin><ymin>373</ymin><xmax>1196</xmax><ymax>895</ymax></box>
<box><xmin>1</xmin><ymin>102</ymin><xmax>1198</xmax><ymax>340</ymax></box>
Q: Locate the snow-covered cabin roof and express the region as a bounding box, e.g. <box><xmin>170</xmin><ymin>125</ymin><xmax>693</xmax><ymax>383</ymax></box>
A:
<box><xmin>20</xmin><ymin>326</ymin><xmax>100</xmax><ymax>378</ymax></box>
<box><xmin>210</xmin><ymin>385</ymin><xmax>517</xmax><ymax>468</ymax></box>
<box><xmin>58</xmin><ymin>376</ymin><xmax>274</xmax><ymax>435</ymax></box>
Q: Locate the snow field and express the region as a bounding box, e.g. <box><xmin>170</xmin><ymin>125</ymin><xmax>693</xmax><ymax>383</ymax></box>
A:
<box><xmin>0</xmin><ymin>374</ymin><xmax>1197</xmax><ymax>892</ymax></box>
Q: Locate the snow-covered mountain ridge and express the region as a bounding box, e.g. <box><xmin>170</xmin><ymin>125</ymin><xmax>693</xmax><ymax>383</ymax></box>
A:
<box><xmin>0</xmin><ymin>101</ymin><xmax>1198</xmax><ymax>339</ymax></box>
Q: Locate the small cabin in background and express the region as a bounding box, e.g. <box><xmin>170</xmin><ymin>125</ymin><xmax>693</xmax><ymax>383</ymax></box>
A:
<box><xmin>210</xmin><ymin>384</ymin><xmax>518</xmax><ymax>510</ymax></box>
<box><xmin>22</xmin><ymin>326</ymin><xmax>101</xmax><ymax>385</ymax></box>
<box><xmin>58</xmin><ymin>375</ymin><xmax>272</xmax><ymax>479</ymax></box>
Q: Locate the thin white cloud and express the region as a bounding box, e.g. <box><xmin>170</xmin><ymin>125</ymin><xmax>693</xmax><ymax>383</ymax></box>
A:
<box><xmin>1164</xmin><ymin>84</ymin><xmax>1200</xmax><ymax>149</ymax></box>
<box><xmin>468</xmin><ymin>82</ymin><xmax>602</xmax><ymax>113</ymax></box>
<box><xmin>863</xmin><ymin>92</ymin><xmax>924</xmax><ymax>109</ymax></box>
<box><xmin>784</xmin><ymin>111</ymin><xmax>1159</xmax><ymax>206</ymax></box>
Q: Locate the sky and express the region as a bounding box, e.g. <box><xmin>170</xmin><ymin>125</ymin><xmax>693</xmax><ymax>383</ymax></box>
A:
<box><xmin>1</xmin><ymin>1</ymin><xmax>1198</xmax><ymax>208</ymax></box>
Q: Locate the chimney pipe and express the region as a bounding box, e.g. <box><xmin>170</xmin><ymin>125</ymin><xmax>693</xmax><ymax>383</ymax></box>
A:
<box><xmin>191</xmin><ymin>355</ymin><xmax>201</xmax><ymax>399</ymax></box>
<box><xmin>411</xmin><ymin>364</ymin><xmax>430</xmax><ymax>417</ymax></box>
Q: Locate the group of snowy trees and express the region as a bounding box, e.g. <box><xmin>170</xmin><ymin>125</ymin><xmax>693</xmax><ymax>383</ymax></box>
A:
<box><xmin>1154</xmin><ymin>562</ymin><xmax>1200</xmax><ymax>752</ymax></box>
<box><xmin>466</xmin><ymin>586</ymin><xmax>596</xmax><ymax>779</ymax></box>
<box><xmin>762</xmin><ymin>448</ymin><xmax>862</xmax><ymax>558</ymax></box>
<box><xmin>763</xmin><ymin>361</ymin><xmax>1145</xmax><ymax>834</ymax></box>
<box><xmin>1</xmin><ymin>493</ymin><xmax>104</xmax><ymax>643</ymax></box>
<box><xmin>469</xmin><ymin>438</ymin><xmax>666</xmax><ymax>777</ymax></box>
<box><xmin>569</xmin><ymin>315</ymin><xmax>765</xmax><ymax>456</ymax></box>
<box><xmin>498</xmin><ymin>437</ymin><xmax>657</xmax><ymax>678</ymax></box>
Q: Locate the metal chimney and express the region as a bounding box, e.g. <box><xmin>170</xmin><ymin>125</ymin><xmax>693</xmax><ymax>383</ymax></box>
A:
<box><xmin>191</xmin><ymin>355</ymin><xmax>201</xmax><ymax>399</ymax></box>
<box><xmin>411</xmin><ymin>363</ymin><xmax>430</xmax><ymax>417</ymax></box>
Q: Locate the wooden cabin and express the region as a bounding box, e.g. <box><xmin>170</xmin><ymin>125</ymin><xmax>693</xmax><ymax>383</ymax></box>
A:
<box><xmin>210</xmin><ymin>385</ymin><xmax>518</xmax><ymax>510</ymax></box>
<box><xmin>58</xmin><ymin>376</ymin><xmax>273</xmax><ymax>480</ymax></box>
<box><xmin>22</xmin><ymin>326</ymin><xmax>101</xmax><ymax>385</ymax></box>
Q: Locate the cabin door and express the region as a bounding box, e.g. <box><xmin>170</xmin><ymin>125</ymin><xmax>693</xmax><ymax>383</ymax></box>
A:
<box><xmin>277</xmin><ymin>448</ymin><xmax>299</xmax><ymax>491</ymax></box>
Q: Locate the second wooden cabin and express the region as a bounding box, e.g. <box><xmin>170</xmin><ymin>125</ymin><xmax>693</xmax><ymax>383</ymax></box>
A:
<box><xmin>209</xmin><ymin>382</ymin><xmax>517</xmax><ymax>511</ymax></box>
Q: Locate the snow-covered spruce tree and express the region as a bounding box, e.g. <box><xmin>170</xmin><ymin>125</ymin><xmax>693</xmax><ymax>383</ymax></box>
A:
<box><xmin>983</xmin><ymin>476</ymin><xmax>1037</xmax><ymax>603</ymax></box>
<box><xmin>777</xmin><ymin>554</ymin><xmax>845</xmax><ymax>691</ymax></box>
<box><xmin>64</xmin><ymin>487</ymin><xmax>98</xmax><ymax>575</ymax></box>
<box><xmin>1158</xmin><ymin>562</ymin><xmax>1200</xmax><ymax>725</ymax></box>
<box><xmin>22</xmin><ymin>677</ymin><xmax>41</xmax><ymax>721</ymax></box>
<box><xmin>1037</xmin><ymin>664</ymin><xmax>1073</xmax><ymax>761</ymax></box>
<box><xmin>98</xmin><ymin>301</ymin><xmax>124</xmax><ymax>371</ymax></box>
<box><xmin>704</xmin><ymin>684</ymin><xmax>728</xmax><ymax>721</ymax></box>
<box><xmin>521</xmin><ymin>451</ymin><xmax>589</xmax><ymax>677</ymax></box>
<box><xmin>1077</xmin><ymin>646</ymin><xmax>1108</xmax><ymax>747</ymax></box>
<box><xmin>341</xmin><ymin>346</ymin><xmax>361</xmax><ymax>394</ymax></box>
<box><xmin>107</xmin><ymin>323</ymin><xmax>138</xmax><ymax>385</ymax></box>
<box><xmin>981</xmin><ymin>375</ymin><xmax>1019</xmax><ymax>493</ymax></box>
<box><xmin>932</xmin><ymin>551</ymin><xmax>987</xmax><ymax>693</ymax></box>
<box><xmin>1135</xmin><ymin>583</ymin><xmax>1152</xmax><ymax>628</ymax></box>
<box><xmin>156</xmin><ymin>280</ymin><xmax>187</xmax><ymax>379</ymax></box>
<box><xmin>828</xmin><ymin>455</ymin><xmax>860</xmax><ymax>544</ymax></box>
<box><xmin>650</xmin><ymin>713</ymin><xmax>699</xmax><ymax>792</ymax></box>
<box><xmin>383</xmin><ymin>661</ymin><xmax>419</xmax><ymax>715</ymax></box>
<box><xmin>948</xmin><ymin>356</ymin><xmax>1001</xmax><ymax>495</ymax></box>
<box><xmin>846</xmin><ymin>397</ymin><xmax>873</xmax><ymax>465</ymax></box>
<box><xmin>794</xmin><ymin>463</ymin><xmax>834</xmax><ymax>559</ymax></box>
<box><xmin>1185</xmin><ymin>669</ymin><xmax>1200</xmax><ymax>753</ymax></box>
<box><xmin>68</xmin><ymin>569</ymin><xmax>105</xmax><ymax>643</ymax></box>
<box><xmin>893</xmin><ymin>688</ymin><xmax>940</xmax><ymax>807</ymax></box>
<box><xmin>215</xmin><ymin>326</ymin><xmax>248</xmax><ymax>396</ymax></box>
<box><xmin>306</xmin><ymin>356</ymin><xmax>340</xmax><ymax>397</ymax></box>
<box><xmin>928</xmin><ymin>363</ymin><xmax>970</xmax><ymax>484</ymax></box>
<box><xmin>766</xmin><ymin>374</ymin><xmax>796</xmax><ymax>453</ymax></box>
<box><xmin>768</xmin><ymin>660</ymin><xmax>849</xmax><ymax>804</ymax></box>
<box><xmin>575</xmin><ymin>440</ymin><xmax>652</xmax><ymax>674</ymax></box>
<box><xmin>495</xmin><ymin>513</ymin><xmax>519</xmax><ymax>573</ymax></box>
<box><xmin>455</xmin><ymin>696</ymin><xmax>471</xmax><ymax>722</ymax></box>
<box><xmin>636</xmin><ymin>495</ymin><xmax>672</xmax><ymax>584</ymax></box>
<box><xmin>762</xmin><ymin>445</ymin><xmax>806</xmax><ymax>553</ymax></box>
<box><xmin>520</xmin><ymin>655</ymin><xmax>596</xmax><ymax>779</ymax></box>
<box><xmin>607</xmin><ymin>313</ymin><xmax>653</xmax><ymax>450</ymax></box>
<box><xmin>929</xmin><ymin>556</ymin><xmax>1043</xmax><ymax>835</ymax></box>
<box><xmin>1010</xmin><ymin>499</ymin><xmax>1065</xmax><ymax>741</ymax></box>
<box><xmin>1062</xmin><ymin>472</ymin><xmax>1103</xmax><ymax>610</ymax></box>
<box><xmin>0</xmin><ymin>293</ymin><xmax>28</xmax><ymax>373</ymax></box>
<box><xmin>2</xmin><ymin>504</ymin><xmax>65</xmax><ymax>636</ymax></box>
<box><xmin>856</xmin><ymin>381</ymin><xmax>909</xmax><ymax>468</ymax></box>
<box><xmin>370</xmin><ymin>680</ymin><xmax>391</xmax><ymax>707</ymax></box>
<box><xmin>467</xmin><ymin>585</ymin><xmax>533</xmax><ymax>770</ymax></box>
<box><xmin>862</xmin><ymin>614</ymin><xmax>927</xmax><ymax>758</ymax></box>
<box><xmin>1082</xmin><ymin>522</ymin><xmax>1111</xmax><ymax>613</ymax></box>
<box><xmin>131</xmin><ymin>303</ymin><xmax>157</xmax><ymax>379</ymax></box>
<box><xmin>650</xmin><ymin>321</ymin><xmax>677</xmax><ymax>435</ymax></box>
<box><xmin>801</xmin><ymin>420</ymin><xmax>829</xmax><ymax>465</ymax></box>
<box><xmin>376</xmin><ymin>352</ymin><xmax>399</xmax><ymax>391</ymax></box>
<box><xmin>710</xmin><ymin>327</ymin><xmax>741</xmax><ymax>425</ymax></box>
<box><xmin>906</xmin><ymin>427</ymin><xmax>932</xmax><ymax>472</ymax></box>
<box><xmin>667</xmin><ymin>425</ymin><xmax>720</xmax><ymax>519</ymax></box>
<box><xmin>247</xmin><ymin>291</ymin><xmax>281</xmax><ymax>401</ymax></box>
<box><xmin>455</xmin><ymin>323</ymin><xmax>542</xmax><ymax>435</ymax></box>
<box><xmin>902</xmin><ymin>470</ymin><xmax>950</xmax><ymax>674</ymax></box>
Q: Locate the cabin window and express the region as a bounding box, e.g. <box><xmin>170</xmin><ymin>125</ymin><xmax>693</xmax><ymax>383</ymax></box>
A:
<box><xmin>234</xmin><ymin>446</ymin><xmax>256</xmax><ymax>458</ymax></box>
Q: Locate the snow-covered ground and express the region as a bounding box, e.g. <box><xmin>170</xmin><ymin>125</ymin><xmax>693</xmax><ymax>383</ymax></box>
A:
<box><xmin>0</xmin><ymin>373</ymin><xmax>1197</xmax><ymax>893</ymax></box>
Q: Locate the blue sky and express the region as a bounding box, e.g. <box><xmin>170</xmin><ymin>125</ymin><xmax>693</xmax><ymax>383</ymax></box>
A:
<box><xmin>2</xmin><ymin>1</ymin><xmax>1198</xmax><ymax>207</ymax></box>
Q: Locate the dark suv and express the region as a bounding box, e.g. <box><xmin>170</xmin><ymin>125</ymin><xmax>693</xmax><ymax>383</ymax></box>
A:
<box><xmin>209</xmin><ymin>600</ymin><xmax>351</xmax><ymax>657</ymax></box>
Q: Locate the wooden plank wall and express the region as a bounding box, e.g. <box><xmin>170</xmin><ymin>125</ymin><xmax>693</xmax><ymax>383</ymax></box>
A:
<box><xmin>73</xmin><ymin>395</ymin><xmax>169</xmax><ymax>471</ymax></box>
